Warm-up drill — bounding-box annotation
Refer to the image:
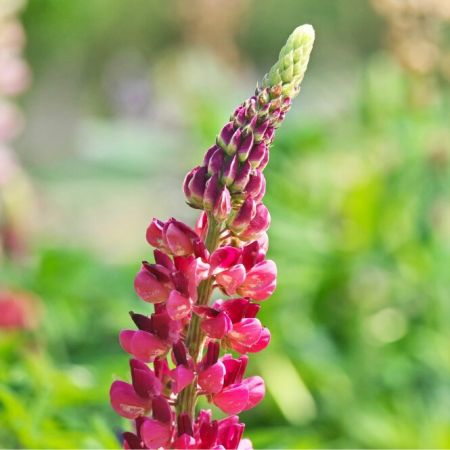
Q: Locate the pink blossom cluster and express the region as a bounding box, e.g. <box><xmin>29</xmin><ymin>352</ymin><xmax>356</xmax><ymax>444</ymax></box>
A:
<box><xmin>110</xmin><ymin>215</ymin><xmax>275</xmax><ymax>448</ymax></box>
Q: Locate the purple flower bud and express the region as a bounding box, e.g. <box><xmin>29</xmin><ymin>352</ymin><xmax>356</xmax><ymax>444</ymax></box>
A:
<box><xmin>230</xmin><ymin>161</ymin><xmax>251</xmax><ymax>193</ymax></box>
<box><xmin>212</xmin><ymin>186</ymin><xmax>232</xmax><ymax>222</ymax></box>
<box><xmin>229</xmin><ymin>197</ymin><xmax>256</xmax><ymax>233</ymax></box>
<box><xmin>245</xmin><ymin>97</ymin><xmax>257</xmax><ymax>119</ymax></box>
<box><xmin>234</xmin><ymin>106</ymin><xmax>247</xmax><ymax>127</ymax></box>
<box><xmin>226</xmin><ymin>128</ymin><xmax>241</xmax><ymax>156</ymax></box>
<box><xmin>203</xmin><ymin>145</ymin><xmax>219</xmax><ymax>166</ymax></box>
<box><xmin>177</xmin><ymin>413</ymin><xmax>194</xmax><ymax>437</ymax></box>
<box><xmin>184</xmin><ymin>165</ymin><xmax>207</xmax><ymax>208</ymax></box>
<box><xmin>216</xmin><ymin>122</ymin><xmax>235</xmax><ymax>151</ymax></box>
<box><xmin>172</xmin><ymin>340</ymin><xmax>188</xmax><ymax>366</ymax></box>
<box><xmin>245</xmin><ymin>172</ymin><xmax>266</xmax><ymax>201</ymax></box>
<box><xmin>257</xmin><ymin>148</ymin><xmax>270</xmax><ymax>171</ymax></box>
<box><xmin>221</xmin><ymin>154</ymin><xmax>239</xmax><ymax>186</ymax></box>
<box><xmin>248</xmin><ymin>142</ymin><xmax>268</xmax><ymax>169</ymax></box>
<box><xmin>254</xmin><ymin>119</ymin><xmax>269</xmax><ymax>142</ymax></box>
<box><xmin>264</xmin><ymin>126</ymin><xmax>275</xmax><ymax>143</ymax></box>
<box><xmin>237</xmin><ymin>131</ymin><xmax>254</xmax><ymax>162</ymax></box>
<box><xmin>152</xmin><ymin>395</ymin><xmax>172</xmax><ymax>423</ymax></box>
<box><xmin>205</xmin><ymin>341</ymin><xmax>220</xmax><ymax>366</ymax></box>
<box><xmin>207</xmin><ymin>147</ymin><xmax>225</xmax><ymax>175</ymax></box>
<box><xmin>203</xmin><ymin>173</ymin><xmax>220</xmax><ymax>211</ymax></box>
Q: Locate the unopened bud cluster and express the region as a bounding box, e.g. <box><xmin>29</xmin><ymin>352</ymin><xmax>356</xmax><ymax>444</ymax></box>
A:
<box><xmin>110</xmin><ymin>25</ymin><xmax>314</xmax><ymax>449</ymax></box>
<box><xmin>183</xmin><ymin>24</ymin><xmax>314</xmax><ymax>243</ymax></box>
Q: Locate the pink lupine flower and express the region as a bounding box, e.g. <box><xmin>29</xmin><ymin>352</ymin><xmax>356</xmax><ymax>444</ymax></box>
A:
<box><xmin>111</xmin><ymin>25</ymin><xmax>314</xmax><ymax>449</ymax></box>
<box><xmin>140</xmin><ymin>397</ymin><xmax>173</xmax><ymax>449</ymax></box>
<box><xmin>237</xmin><ymin>259</ymin><xmax>277</xmax><ymax>301</ymax></box>
<box><xmin>211</xmin><ymin>354</ymin><xmax>265</xmax><ymax>414</ymax></box>
<box><xmin>146</xmin><ymin>218</ymin><xmax>200</xmax><ymax>256</ymax></box>
<box><xmin>110</xmin><ymin>380</ymin><xmax>152</xmax><ymax>419</ymax></box>
<box><xmin>134</xmin><ymin>262</ymin><xmax>172</xmax><ymax>304</ymax></box>
<box><xmin>120</xmin><ymin>329</ymin><xmax>168</xmax><ymax>362</ymax></box>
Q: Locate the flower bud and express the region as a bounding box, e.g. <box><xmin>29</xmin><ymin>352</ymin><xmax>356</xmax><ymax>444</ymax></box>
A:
<box><xmin>229</xmin><ymin>197</ymin><xmax>256</xmax><ymax>233</ymax></box>
<box><xmin>203</xmin><ymin>173</ymin><xmax>220</xmax><ymax>211</ymax></box>
<box><xmin>226</xmin><ymin>128</ymin><xmax>241</xmax><ymax>156</ymax></box>
<box><xmin>207</xmin><ymin>147</ymin><xmax>225</xmax><ymax>175</ymax></box>
<box><xmin>203</xmin><ymin>145</ymin><xmax>218</xmax><ymax>166</ymax></box>
<box><xmin>221</xmin><ymin>154</ymin><xmax>239</xmax><ymax>186</ymax></box>
<box><xmin>264</xmin><ymin>125</ymin><xmax>275</xmax><ymax>143</ymax></box>
<box><xmin>145</xmin><ymin>219</ymin><xmax>165</xmax><ymax>249</ymax></box>
<box><xmin>212</xmin><ymin>186</ymin><xmax>231</xmax><ymax>222</ymax></box>
<box><xmin>184</xmin><ymin>165</ymin><xmax>207</xmax><ymax>208</ymax></box>
<box><xmin>237</xmin><ymin>131</ymin><xmax>254</xmax><ymax>162</ymax></box>
<box><xmin>254</xmin><ymin>119</ymin><xmax>269</xmax><ymax>142</ymax></box>
<box><xmin>234</xmin><ymin>106</ymin><xmax>246</xmax><ymax>127</ymax></box>
<box><xmin>257</xmin><ymin>147</ymin><xmax>270</xmax><ymax>171</ymax></box>
<box><xmin>245</xmin><ymin>172</ymin><xmax>265</xmax><ymax>200</ymax></box>
<box><xmin>230</xmin><ymin>161</ymin><xmax>251</xmax><ymax>193</ymax></box>
<box><xmin>216</xmin><ymin>122</ymin><xmax>235</xmax><ymax>151</ymax></box>
<box><xmin>248</xmin><ymin>142</ymin><xmax>267</xmax><ymax>169</ymax></box>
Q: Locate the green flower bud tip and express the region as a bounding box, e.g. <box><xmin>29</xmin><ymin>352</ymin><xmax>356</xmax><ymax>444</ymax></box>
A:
<box><xmin>262</xmin><ymin>24</ymin><xmax>315</xmax><ymax>98</ymax></box>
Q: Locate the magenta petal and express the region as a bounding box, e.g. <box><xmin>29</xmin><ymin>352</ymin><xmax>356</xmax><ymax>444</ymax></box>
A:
<box><xmin>241</xmin><ymin>376</ymin><xmax>265</xmax><ymax>411</ymax></box>
<box><xmin>210</xmin><ymin>246</ymin><xmax>242</xmax><ymax>274</ymax></box>
<box><xmin>172</xmin><ymin>433</ymin><xmax>196</xmax><ymax>450</ymax></box>
<box><xmin>119</xmin><ymin>330</ymin><xmax>134</xmax><ymax>354</ymax></box>
<box><xmin>230</xmin><ymin>327</ymin><xmax>271</xmax><ymax>354</ymax></box>
<box><xmin>201</xmin><ymin>311</ymin><xmax>232</xmax><ymax>339</ymax></box>
<box><xmin>198</xmin><ymin>361</ymin><xmax>226</xmax><ymax>394</ymax></box>
<box><xmin>164</xmin><ymin>221</ymin><xmax>195</xmax><ymax>256</ymax></box>
<box><xmin>215</xmin><ymin>264</ymin><xmax>246</xmax><ymax>295</ymax></box>
<box><xmin>228</xmin><ymin>318</ymin><xmax>263</xmax><ymax>347</ymax></box>
<box><xmin>110</xmin><ymin>380</ymin><xmax>150</xmax><ymax>419</ymax></box>
<box><xmin>134</xmin><ymin>267</ymin><xmax>170</xmax><ymax>303</ymax></box>
<box><xmin>171</xmin><ymin>365</ymin><xmax>195</xmax><ymax>394</ymax></box>
<box><xmin>213</xmin><ymin>384</ymin><xmax>249</xmax><ymax>415</ymax></box>
<box><xmin>129</xmin><ymin>330</ymin><xmax>168</xmax><ymax>362</ymax></box>
<box><xmin>140</xmin><ymin>418</ymin><xmax>171</xmax><ymax>449</ymax></box>
<box><xmin>166</xmin><ymin>290</ymin><xmax>192</xmax><ymax>321</ymax></box>
<box><xmin>145</xmin><ymin>218</ymin><xmax>165</xmax><ymax>249</ymax></box>
<box><xmin>238</xmin><ymin>260</ymin><xmax>277</xmax><ymax>301</ymax></box>
<box><xmin>239</xmin><ymin>203</ymin><xmax>271</xmax><ymax>241</ymax></box>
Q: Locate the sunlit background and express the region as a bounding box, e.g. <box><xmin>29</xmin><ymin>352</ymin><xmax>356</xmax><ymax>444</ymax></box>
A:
<box><xmin>1</xmin><ymin>0</ymin><xmax>449</xmax><ymax>448</ymax></box>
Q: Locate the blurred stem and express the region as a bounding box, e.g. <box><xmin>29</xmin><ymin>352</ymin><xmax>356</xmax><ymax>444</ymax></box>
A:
<box><xmin>176</xmin><ymin>214</ymin><xmax>222</xmax><ymax>417</ymax></box>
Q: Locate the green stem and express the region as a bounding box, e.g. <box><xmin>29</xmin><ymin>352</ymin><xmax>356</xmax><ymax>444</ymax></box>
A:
<box><xmin>176</xmin><ymin>214</ymin><xmax>222</xmax><ymax>417</ymax></box>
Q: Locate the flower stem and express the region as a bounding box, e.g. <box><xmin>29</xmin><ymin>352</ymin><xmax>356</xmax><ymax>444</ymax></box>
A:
<box><xmin>176</xmin><ymin>214</ymin><xmax>222</xmax><ymax>417</ymax></box>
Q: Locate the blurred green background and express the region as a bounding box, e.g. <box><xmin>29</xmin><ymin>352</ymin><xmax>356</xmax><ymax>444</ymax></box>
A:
<box><xmin>1</xmin><ymin>0</ymin><xmax>449</xmax><ymax>448</ymax></box>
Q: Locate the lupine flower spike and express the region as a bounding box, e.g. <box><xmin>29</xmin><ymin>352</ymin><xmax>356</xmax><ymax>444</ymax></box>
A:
<box><xmin>111</xmin><ymin>24</ymin><xmax>315</xmax><ymax>449</ymax></box>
